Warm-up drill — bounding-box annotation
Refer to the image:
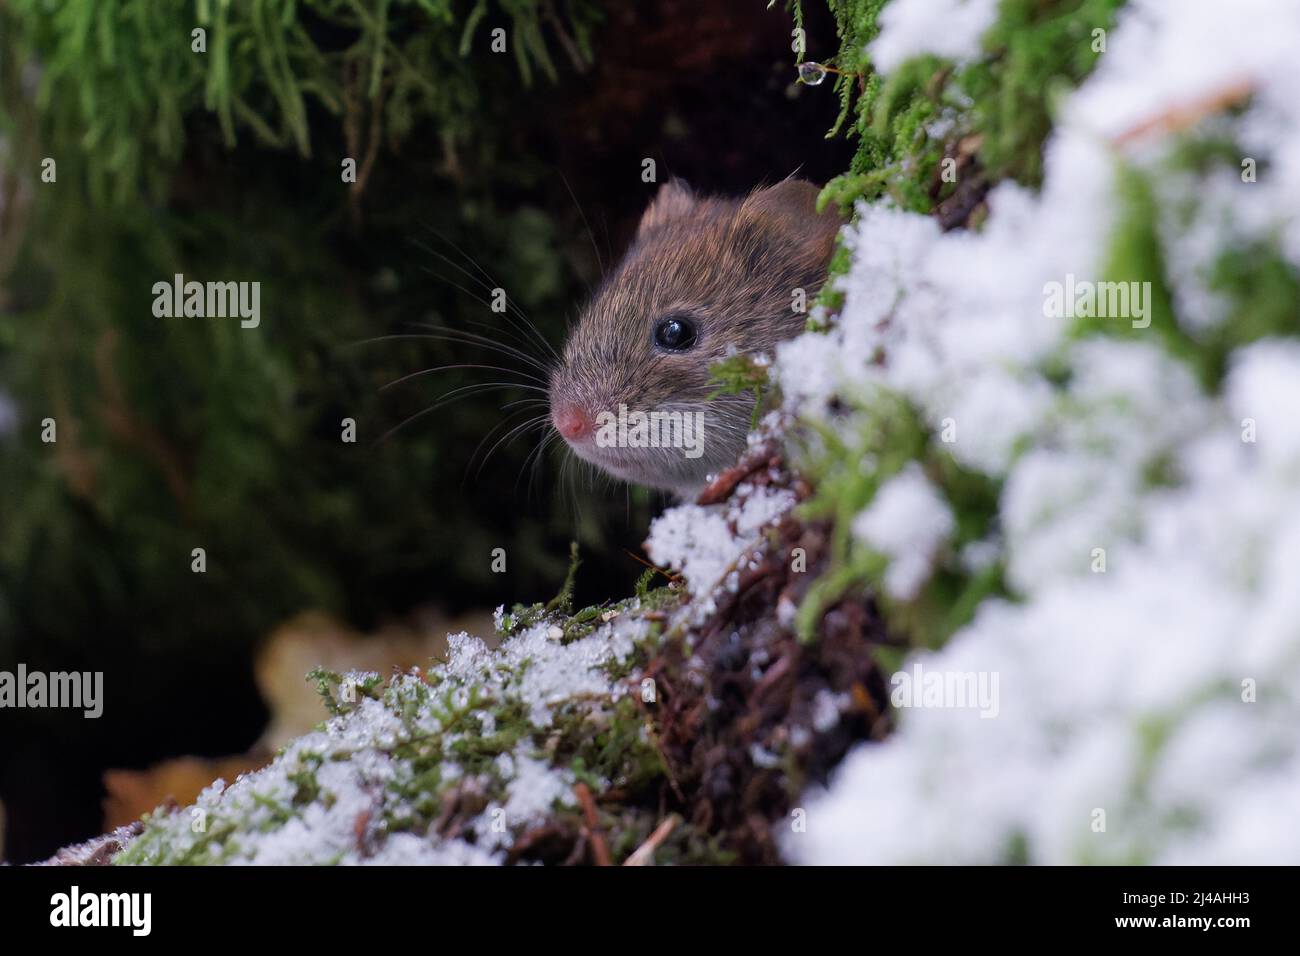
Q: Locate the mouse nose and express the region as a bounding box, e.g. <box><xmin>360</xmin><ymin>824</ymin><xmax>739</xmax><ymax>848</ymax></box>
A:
<box><xmin>552</xmin><ymin>403</ymin><xmax>593</xmax><ymax>441</ymax></box>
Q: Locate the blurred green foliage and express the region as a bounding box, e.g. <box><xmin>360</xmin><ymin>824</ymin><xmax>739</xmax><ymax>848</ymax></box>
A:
<box><xmin>789</xmin><ymin>0</ymin><xmax>1300</xmax><ymax>656</ymax></box>
<box><xmin>4</xmin><ymin>0</ymin><xmax>599</xmax><ymax>203</ymax></box>
<box><xmin>793</xmin><ymin>0</ymin><xmax>1123</xmax><ymax>217</ymax></box>
<box><xmin>775</xmin><ymin>0</ymin><xmax>1126</xmax><ymax>648</ymax></box>
<box><xmin>0</xmin><ymin>0</ymin><xmax>612</xmax><ymax>674</ymax></box>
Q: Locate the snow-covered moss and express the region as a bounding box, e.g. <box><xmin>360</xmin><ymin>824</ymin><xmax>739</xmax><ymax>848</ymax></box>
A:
<box><xmin>91</xmin><ymin>443</ymin><xmax>872</xmax><ymax>867</ymax></box>
<box><xmin>801</xmin><ymin>0</ymin><xmax>1124</xmax><ymax>219</ymax></box>
<box><xmin>117</xmin><ymin>608</ymin><xmax>661</xmax><ymax>865</ymax></box>
<box><xmin>779</xmin><ymin>0</ymin><xmax>1300</xmax><ymax>864</ymax></box>
<box><xmin>646</xmin><ymin>457</ymin><xmax>798</xmax><ymax>614</ymax></box>
<box><xmin>112</xmin><ymin>436</ymin><xmax>881</xmax><ymax>866</ymax></box>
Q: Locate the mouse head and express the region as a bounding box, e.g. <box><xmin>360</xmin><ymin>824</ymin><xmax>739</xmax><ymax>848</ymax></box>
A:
<box><xmin>548</xmin><ymin>177</ymin><xmax>842</xmax><ymax>497</ymax></box>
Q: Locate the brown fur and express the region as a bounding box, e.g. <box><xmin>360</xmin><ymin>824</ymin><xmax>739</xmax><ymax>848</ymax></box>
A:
<box><xmin>549</xmin><ymin>177</ymin><xmax>843</xmax><ymax>496</ymax></box>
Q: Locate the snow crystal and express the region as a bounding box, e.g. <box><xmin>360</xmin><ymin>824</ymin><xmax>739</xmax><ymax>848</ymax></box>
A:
<box><xmin>125</xmin><ymin>609</ymin><xmax>647</xmax><ymax>865</ymax></box>
<box><xmin>471</xmin><ymin>750</ymin><xmax>577</xmax><ymax>850</ymax></box>
<box><xmin>811</xmin><ymin>689</ymin><xmax>846</xmax><ymax>733</ymax></box>
<box><xmin>645</xmin><ymin>505</ymin><xmax>736</xmax><ymax>601</ymax></box>
<box><xmin>869</xmin><ymin>0</ymin><xmax>999</xmax><ymax>72</ymax></box>
<box><xmin>356</xmin><ymin>833</ymin><xmax>499</xmax><ymax>866</ymax></box>
<box><xmin>1227</xmin><ymin>341</ymin><xmax>1300</xmax><ymax>472</ymax></box>
<box><xmin>645</xmin><ymin>483</ymin><xmax>797</xmax><ymax>608</ymax></box>
<box><xmin>734</xmin><ymin>485</ymin><xmax>796</xmax><ymax>537</ymax></box>
<box><xmin>851</xmin><ymin>464</ymin><xmax>954</xmax><ymax>600</ymax></box>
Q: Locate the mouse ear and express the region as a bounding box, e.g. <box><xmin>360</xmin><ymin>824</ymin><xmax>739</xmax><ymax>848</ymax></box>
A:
<box><xmin>741</xmin><ymin>178</ymin><xmax>842</xmax><ymax>258</ymax></box>
<box><xmin>637</xmin><ymin>178</ymin><xmax>696</xmax><ymax>236</ymax></box>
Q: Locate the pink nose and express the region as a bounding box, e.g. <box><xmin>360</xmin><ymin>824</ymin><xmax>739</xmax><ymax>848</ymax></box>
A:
<box><xmin>553</xmin><ymin>404</ymin><xmax>592</xmax><ymax>441</ymax></box>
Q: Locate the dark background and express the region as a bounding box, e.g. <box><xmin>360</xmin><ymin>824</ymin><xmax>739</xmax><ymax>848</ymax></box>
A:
<box><xmin>0</xmin><ymin>0</ymin><xmax>851</xmax><ymax>862</ymax></box>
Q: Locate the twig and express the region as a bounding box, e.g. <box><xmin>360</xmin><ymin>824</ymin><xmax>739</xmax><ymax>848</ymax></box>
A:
<box><xmin>1112</xmin><ymin>77</ymin><xmax>1254</xmax><ymax>147</ymax></box>
<box><xmin>696</xmin><ymin>448</ymin><xmax>780</xmax><ymax>505</ymax></box>
<box><xmin>573</xmin><ymin>782</ymin><xmax>611</xmax><ymax>866</ymax></box>
<box><xmin>623</xmin><ymin>814</ymin><xmax>680</xmax><ymax>866</ymax></box>
<box><xmin>622</xmin><ymin>549</ymin><xmax>682</xmax><ymax>585</ymax></box>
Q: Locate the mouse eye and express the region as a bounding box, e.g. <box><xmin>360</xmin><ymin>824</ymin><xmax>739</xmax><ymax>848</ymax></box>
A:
<box><xmin>653</xmin><ymin>315</ymin><xmax>698</xmax><ymax>352</ymax></box>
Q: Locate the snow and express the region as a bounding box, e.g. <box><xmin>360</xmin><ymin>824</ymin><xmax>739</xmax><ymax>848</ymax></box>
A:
<box><xmin>777</xmin><ymin>0</ymin><xmax>1300</xmax><ymax>864</ymax></box>
<box><xmin>355</xmin><ymin>833</ymin><xmax>499</xmax><ymax>866</ymax></box>
<box><xmin>444</xmin><ymin>614</ymin><xmax>645</xmax><ymax>726</ymax></box>
<box><xmin>645</xmin><ymin>480</ymin><xmax>796</xmax><ymax>612</ymax></box>
<box><xmin>644</xmin><ymin>505</ymin><xmax>738</xmax><ymax>602</ymax></box>
<box><xmin>869</xmin><ymin>0</ymin><xmax>999</xmax><ymax>72</ymax></box>
<box><xmin>122</xmin><ymin>612</ymin><xmax>647</xmax><ymax>865</ymax></box>
<box><xmin>851</xmin><ymin>463</ymin><xmax>953</xmax><ymax>600</ymax></box>
<box><xmin>471</xmin><ymin>751</ymin><xmax>577</xmax><ymax>850</ymax></box>
<box><xmin>1229</xmin><ymin>341</ymin><xmax>1300</xmax><ymax>470</ymax></box>
<box><xmin>811</xmin><ymin>689</ymin><xmax>847</xmax><ymax>733</ymax></box>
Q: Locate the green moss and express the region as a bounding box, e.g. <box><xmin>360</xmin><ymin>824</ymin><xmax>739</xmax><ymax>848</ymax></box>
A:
<box><xmin>709</xmin><ymin>352</ymin><xmax>773</xmax><ymax>430</ymax></box>
<box><xmin>559</xmin><ymin>695</ymin><xmax>662</xmax><ymax>794</ymax></box>
<box><xmin>0</xmin><ymin>0</ymin><xmax>627</xmax><ymax>711</ymax></box>
<box><xmin>308</xmin><ymin>666</ymin><xmax>385</xmax><ymax>716</ymax></box>
<box><xmin>110</xmin><ymin>576</ymin><xmax>696</xmax><ymax>863</ymax></box>
<box><xmin>632</xmin><ymin>577</ymin><xmax>685</xmax><ymax>614</ymax></box>
<box><xmin>1</xmin><ymin>0</ymin><xmax>602</xmax><ymax>205</ymax></box>
<box><xmin>115</xmin><ymin>805</ymin><xmax>245</xmax><ymax>866</ymax></box>
<box><xmin>287</xmin><ymin>757</ymin><xmax>324</xmax><ymax>807</ymax></box>
<box><xmin>781</xmin><ymin>0</ymin><xmax>1129</xmax><ymax>651</ymax></box>
<box><xmin>799</xmin><ymin>0</ymin><xmax>1122</xmax><ymax>218</ymax></box>
<box><xmin>1166</xmin><ymin>130</ymin><xmax>1300</xmax><ymax>381</ymax></box>
<box><xmin>1200</xmin><ymin>243</ymin><xmax>1300</xmax><ymax>381</ymax></box>
<box><xmin>795</xmin><ymin>0</ymin><xmax>1124</xmax><ymax>315</ymax></box>
<box><xmin>792</xmin><ymin>393</ymin><xmax>935</xmax><ymax>641</ymax></box>
<box><xmin>545</xmin><ymin>540</ymin><xmax>582</xmax><ymax>615</ymax></box>
<box><xmin>972</xmin><ymin>0</ymin><xmax>1122</xmax><ymax>184</ymax></box>
<box><xmin>1082</xmin><ymin>162</ymin><xmax>1185</xmax><ymax>359</ymax></box>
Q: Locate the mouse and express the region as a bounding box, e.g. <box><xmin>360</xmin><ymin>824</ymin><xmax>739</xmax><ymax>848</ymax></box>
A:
<box><xmin>548</xmin><ymin>177</ymin><xmax>843</xmax><ymax>498</ymax></box>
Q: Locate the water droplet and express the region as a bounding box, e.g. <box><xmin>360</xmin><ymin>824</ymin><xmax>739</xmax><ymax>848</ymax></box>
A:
<box><xmin>798</xmin><ymin>61</ymin><xmax>828</xmax><ymax>86</ymax></box>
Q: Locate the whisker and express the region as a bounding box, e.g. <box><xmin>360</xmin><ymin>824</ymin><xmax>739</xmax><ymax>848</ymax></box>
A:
<box><xmin>501</xmin><ymin>396</ymin><xmax>550</xmax><ymax>412</ymax></box>
<box><xmin>405</xmin><ymin>322</ymin><xmax>553</xmax><ymax>377</ymax></box>
<box><xmin>374</xmin><ymin>381</ymin><xmax>539</xmax><ymax>447</ymax></box>
<box><xmin>380</xmin><ymin>364</ymin><xmax>548</xmax><ymax>391</ymax></box>
<box><xmin>559</xmin><ymin>169</ymin><xmax>605</xmax><ymax>279</ymax></box>
<box><xmin>414</xmin><ymin>257</ymin><xmax>554</xmax><ymax>364</ymax></box>
<box><xmin>418</xmin><ymin>257</ymin><xmax>556</xmax><ymax>366</ymax></box>
<box><xmin>413</xmin><ymin>231</ymin><xmax>561</xmax><ymax>363</ymax></box>
<box><xmin>346</xmin><ymin>331</ymin><xmax>544</xmax><ymax>379</ymax></box>
<box><xmin>448</xmin><ymin>316</ymin><xmax>559</xmax><ymax>372</ymax></box>
<box><xmin>375</xmin><ymin>402</ymin><xmax>450</xmax><ymax>447</ymax></box>
<box><xmin>520</xmin><ymin>427</ymin><xmax>562</xmax><ymax>501</ymax></box>
<box><xmin>466</xmin><ymin>411</ymin><xmax>550</xmax><ymax>483</ymax></box>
